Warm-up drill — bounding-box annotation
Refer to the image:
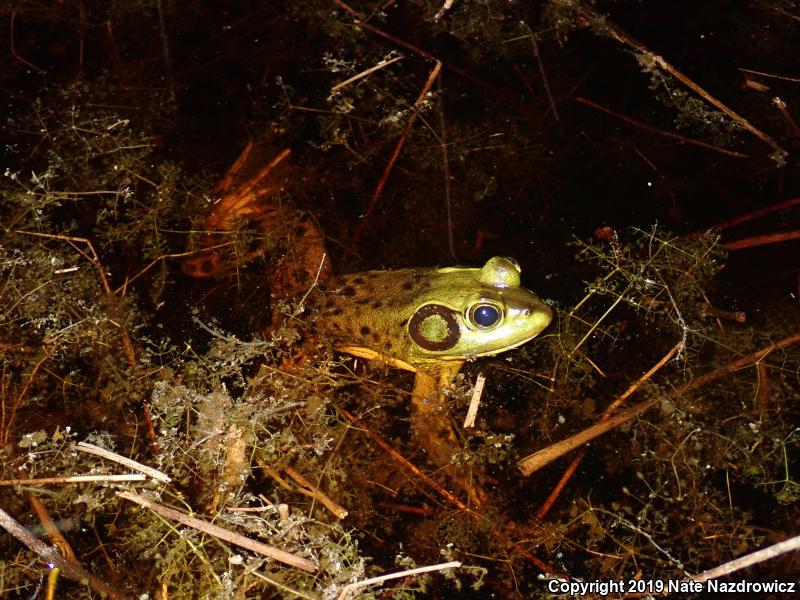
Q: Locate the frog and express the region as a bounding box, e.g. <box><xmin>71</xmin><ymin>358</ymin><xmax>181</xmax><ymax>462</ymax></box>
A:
<box><xmin>308</xmin><ymin>256</ymin><xmax>552</xmax><ymax>503</ymax></box>
<box><xmin>312</xmin><ymin>256</ymin><xmax>552</xmax><ymax>370</ymax></box>
<box><xmin>183</xmin><ymin>145</ymin><xmax>553</xmax><ymax>505</ymax></box>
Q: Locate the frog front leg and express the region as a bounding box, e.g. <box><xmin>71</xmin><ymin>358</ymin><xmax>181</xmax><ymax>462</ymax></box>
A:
<box><xmin>411</xmin><ymin>362</ymin><xmax>488</xmax><ymax>506</ymax></box>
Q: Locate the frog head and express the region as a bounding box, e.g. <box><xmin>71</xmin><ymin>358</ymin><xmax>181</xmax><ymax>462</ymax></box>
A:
<box><xmin>405</xmin><ymin>257</ymin><xmax>552</xmax><ymax>363</ymax></box>
<box><xmin>315</xmin><ymin>256</ymin><xmax>552</xmax><ymax>370</ymax></box>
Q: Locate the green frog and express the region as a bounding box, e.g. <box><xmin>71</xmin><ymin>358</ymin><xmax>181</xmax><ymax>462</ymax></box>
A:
<box><xmin>312</xmin><ymin>256</ymin><xmax>551</xmax><ymax>369</ymax></box>
<box><xmin>309</xmin><ymin>256</ymin><xmax>552</xmax><ymax>503</ymax></box>
<box><xmin>184</xmin><ymin>147</ymin><xmax>552</xmax><ymax>505</ymax></box>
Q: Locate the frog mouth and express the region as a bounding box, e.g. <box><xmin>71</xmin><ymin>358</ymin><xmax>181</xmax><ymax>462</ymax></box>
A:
<box><xmin>464</xmin><ymin>332</ymin><xmax>548</xmax><ymax>360</ymax></box>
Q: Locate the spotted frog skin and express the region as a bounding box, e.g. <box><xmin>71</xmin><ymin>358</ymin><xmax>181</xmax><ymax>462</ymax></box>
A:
<box><xmin>311</xmin><ymin>257</ymin><xmax>551</xmax><ymax>504</ymax></box>
<box><xmin>312</xmin><ymin>256</ymin><xmax>552</xmax><ymax>372</ymax></box>
<box><xmin>183</xmin><ymin>146</ymin><xmax>552</xmax><ymax>505</ymax></box>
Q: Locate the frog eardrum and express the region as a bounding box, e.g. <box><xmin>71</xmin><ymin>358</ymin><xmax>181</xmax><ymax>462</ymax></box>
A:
<box><xmin>407</xmin><ymin>304</ymin><xmax>461</xmax><ymax>351</ymax></box>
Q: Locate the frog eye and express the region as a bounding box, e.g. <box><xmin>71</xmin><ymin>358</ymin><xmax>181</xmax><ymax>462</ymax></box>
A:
<box><xmin>469</xmin><ymin>303</ymin><xmax>502</xmax><ymax>328</ymax></box>
<box><xmin>479</xmin><ymin>257</ymin><xmax>521</xmax><ymax>288</ymax></box>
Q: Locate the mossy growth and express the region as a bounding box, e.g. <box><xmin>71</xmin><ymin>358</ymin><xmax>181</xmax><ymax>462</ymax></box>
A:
<box><xmin>2</xmin><ymin>2</ymin><xmax>798</xmax><ymax>599</ymax></box>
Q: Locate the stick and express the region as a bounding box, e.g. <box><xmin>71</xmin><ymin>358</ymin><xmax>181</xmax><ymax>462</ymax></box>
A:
<box><xmin>117</xmin><ymin>491</ymin><xmax>317</xmax><ymax>572</ymax></box>
<box><xmin>0</xmin><ymin>507</ymin><xmax>133</xmax><ymax>600</ymax></box>
<box><xmin>330</xmin><ymin>54</ymin><xmax>404</xmax><ymax>93</ymax></box>
<box><xmin>360</xmin><ymin>60</ymin><xmax>442</xmax><ymax>221</ymax></box>
<box><xmin>284</xmin><ymin>466</ymin><xmax>349</xmax><ymax>519</ymax></box>
<box><xmin>0</xmin><ymin>473</ymin><xmax>146</xmax><ymax>487</ymax></box>
<box><xmin>687</xmin><ymin>196</ymin><xmax>800</xmax><ymax>236</ymax></box>
<box><xmin>689</xmin><ymin>533</ymin><xmax>800</xmax><ymax>583</ymax></box>
<box><xmin>519</xmin><ymin>398</ymin><xmax>656</xmax><ymax>478</ymax></box>
<box><xmin>337</xmin><ymin>561</ymin><xmax>462</xmax><ymax>600</ymax></box>
<box><xmin>578</xmin><ymin>4</ymin><xmax>786</xmax><ymax>158</ymax></box>
<box><xmin>576</xmin><ymin>96</ymin><xmax>749</xmax><ymax>159</ymax></box>
<box><xmin>681</xmin><ymin>330</ymin><xmax>800</xmax><ymax>392</ymax></box>
<box><xmin>77</xmin><ymin>441</ymin><xmax>171</xmax><ymax>483</ymax></box>
<box><xmin>726</xmin><ymin>229</ymin><xmax>800</xmax><ymax>251</ymax></box>
<box><xmin>526</xmin><ymin>340</ymin><xmax>684</xmax><ymax>518</ymax></box>
<box><xmin>331</xmin><ymin>0</ymin><xmax>494</xmax><ymax>95</ymax></box>
<box><xmin>29</xmin><ymin>495</ymin><xmax>78</xmax><ymax>563</ymax></box>
<box><xmin>335</xmin><ymin>404</ymin><xmax>469</xmax><ymax>511</ymax></box>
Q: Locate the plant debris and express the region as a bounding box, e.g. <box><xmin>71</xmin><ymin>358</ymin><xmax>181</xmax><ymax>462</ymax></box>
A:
<box><xmin>2</xmin><ymin>1</ymin><xmax>798</xmax><ymax>598</ymax></box>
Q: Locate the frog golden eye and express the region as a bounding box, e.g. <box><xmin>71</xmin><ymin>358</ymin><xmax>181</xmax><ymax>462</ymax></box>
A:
<box><xmin>469</xmin><ymin>303</ymin><xmax>501</xmax><ymax>328</ymax></box>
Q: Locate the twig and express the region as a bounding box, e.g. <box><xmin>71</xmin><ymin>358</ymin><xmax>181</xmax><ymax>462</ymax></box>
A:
<box><xmin>335</xmin><ymin>404</ymin><xmax>469</xmax><ymax>511</ymax></box>
<box><xmin>738</xmin><ymin>67</ymin><xmax>800</xmax><ymax>84</ymax></box>
<box><xmin>330</xmin><ymin>54</ymin><xmax>404</xmax><ymax>93</ymax></box>
<box><xmin>377</xmin><ymin>502</ymin><xmax>435</xmax><ymax>516</ymax></box>
<box><xmin>755</xmin><ymin>363</ymin><xmax>770</xmax><ymax>411</ymax></box>
<box><xmin>117</xmin><ymin>491</ymin><xmax>317</xmax><ymax>572</ymax></box>
<box><xmin>15</xmin><ymin>231</ymin><xmax>113</xmax><ymax>297</ymax></box>
<box><xmin>576</xmin><ymin>97</ymin><xmax>749</xmax><ymax>159</ymax></box>
<box><xmin>526</xmin><ymin>26</ymin><xmax>559</xmax><ymax>121</ymax></box>
<box><xmin>463</xmin><ymin>372</ymin><xmax>486</xmax><ymax>428</ymax></box>
<box><xmin>772</xmin><ymin>97</ymin><xmax>800</xmax><ymax>137</ymax></box>
<box><xmin>115</xmin><ymin>246</ymin><xmax>223</xmax><ymax>292</ymax></box>
<box><xmin>257</xmin><ymin>459</ymin><xmax>294</xmax><ymax>490</ymax></box>
<box><xmin>578</xmin><ymin>3</ymin><xmax>786</xmax><ymax>159</ymax></box>
<box><xmin>1</xmin><ymin>352</ymin><xmax>49</xmax><ymax>446</ymax></box>
<box><xmin>520</xmin><ymin>398</ymin><xmax>656</xmax><ymax>479</ymax></box>
<box><xmin>529</xmin><ymin>332</ymin><xmax>800</xmax><ymax>516</ymax></box>
<box><xmin>681</xmin><ymin>330</ymin><xmax>800</xmax><ymax>392</ymax></box>
<box><xmin>226</xmin><ymin>505</ymin><xmax>274</xmax><ymax>513</ymax></box>
<box><xmin>769</xmin><ymin>6</ymin><xmax>800</xmax><ymax>24</ymax></box>
<box><xmin>0</xmin><ymin>507</ymin><xmax>133</xmax><ymax>600</ymax></box>
<box><xmin>284</xmin><ymin>466</ymin><xmax>349</xmax><ymax>519</ymax></box>
<box><xmin>433</xmin><ymin>0</ymin><xmax>455</xmax><ymax>21</ymax></box>
<box><xmin>436</xmin><ymin>73</ymin><xmax>458</xmax><ymax>261</ymax></box>
<box><xmin>337</xmin><ymin>560</ymin><xmax>462</xmax><ymax>600</ymax></box>
<box><xmin>360</xmin><ymin>60</ymin><xmax>442</xmax><ymax>222</ymax></box>
<box><xmin>0</xmin><ymin>473</ymin><xmax>146</xmax><ymax>487</ymax></box>
<box><xmin>29</xmin><ymin>495</ymin><xmax>78</xmax><ymax>563</ymax></box>
<box><xmin>726</xmin><ymin>229</ymin><xmax>800</xmax><ymax>250</ymax></box>
<box><xmin>525</xmin><ymin>340</ymin><xmax>684</xmax><ymax>519</ymax></box>
<box><xmin>155</xmin><ymin>0</ymin><xmax>174</xmax><ymax>89</ymax></box>
<box><xmin>530</xmin><ymin>331</ymin><xmax>800</xmax><ymax>520</ymax></box>
<box><xmin>699</xmin><ymin>304</ymin><xmax>746</xmax><ymax>323</ymax></box>
<box><xmin>688</xmin><ymin>196</ymin><xmax>800</xmax><ymax>235</ymax></box>
<box><xmin>331</xmin><ymin>0</ymin><xmax>494</xmax><ymax>95</ymax></box>
<box><xmin>77</xmin><ymin>441</ymin><xmax>171</xmax><ymax>483</ymax></box>
<box><xmin>46</xmin><ymin>566</ymin><xmax>60</xmax><ymax>600</ymax></box>
<box><xmin>75</xmin><ymin>1</ymin><xmax>85</xmax><ymax>81</ymax></box>
<box><xmin>689</xmin><ymin>533</ymin><xmax>800</xmax><ymax>583</ymax></box>
<box><xmin>10</xmin><ymin>10</ymin><xmax>45</xmax><ymax>72</ymax></box>
<box><xmin>292</xmin><ymin>252</ymin><xmax>329</xmax><ymax>318</ymax></box>
<box><xmin>603</xmin><ymin>340</ymin><xmax>684</xmax><ymax>416</ymax></box>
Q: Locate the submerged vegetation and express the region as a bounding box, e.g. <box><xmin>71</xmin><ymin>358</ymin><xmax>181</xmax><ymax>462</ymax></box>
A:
<box><xmin>2</xmin><ymin>1</ymin><xmax>799</xmax><ymax>598</ymax></box>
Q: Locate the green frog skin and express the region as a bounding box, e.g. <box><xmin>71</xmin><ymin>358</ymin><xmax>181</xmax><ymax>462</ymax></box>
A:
<box><xmin>312</xmin><ymin>256</ymin><xmax>552</xmax><ymax>371</ymax></box>
<box><xmin>309</xmin><ymin>256</ymin><xmax>552</xmax><ymax>506</ymax></box>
